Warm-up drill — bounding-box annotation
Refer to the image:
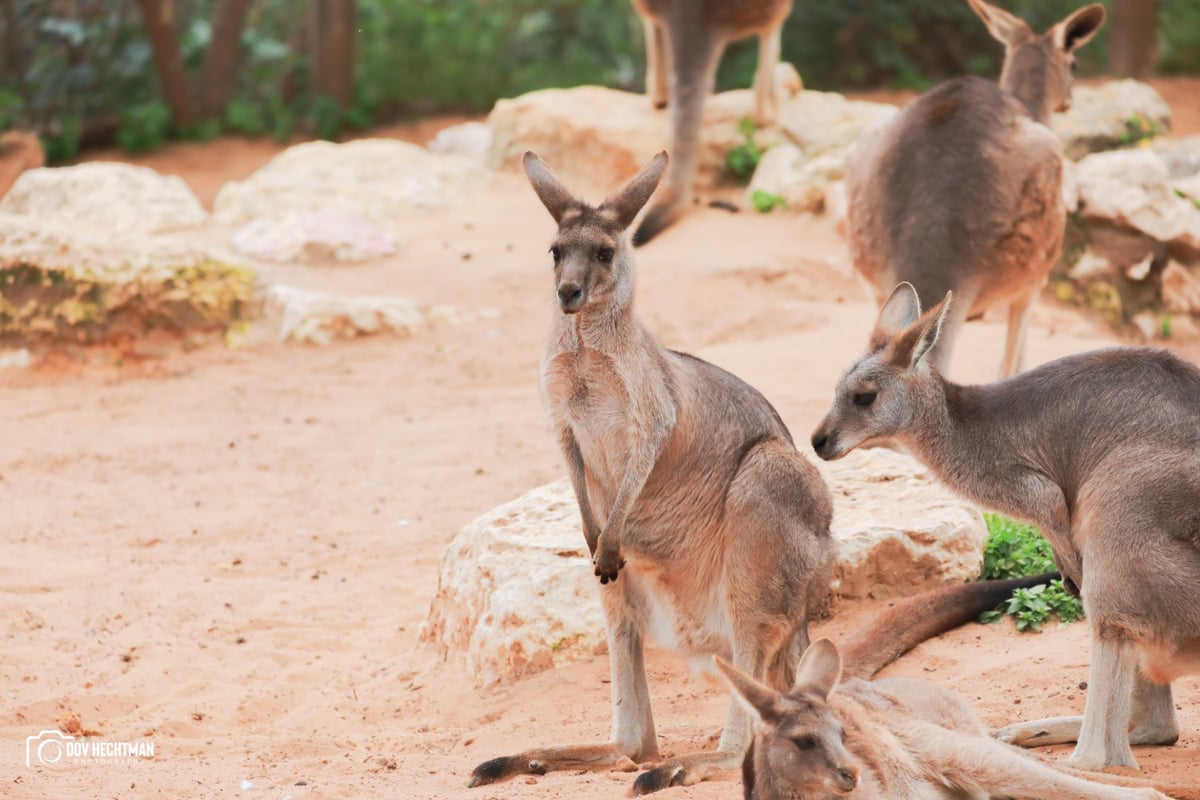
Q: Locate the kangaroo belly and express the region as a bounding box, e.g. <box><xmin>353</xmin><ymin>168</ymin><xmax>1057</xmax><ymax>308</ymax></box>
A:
<box><xmin>625</xmin><ymin>560</ymin><xmax>733</xmax><ymax>657</ymax></box>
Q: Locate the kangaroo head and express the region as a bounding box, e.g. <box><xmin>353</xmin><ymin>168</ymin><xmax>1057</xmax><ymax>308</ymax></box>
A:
<box><xmin>967</xmin><ymin>0</ymin><xmax>1105</xmax><ymax>122</ymax></box>
<box><xmin>523</xmin><ymin>151</ymin><xmax>668</xmax><ymax>315</ymax></box>
<box><xmin>811</xmin><ymin>283</ymin><xmax>951</xmax><ymax>461</ymax></box>
<box><xmin>717</xmin><ymin>640</ymin><xmax>861</xmax><ymax>799</ymax></box>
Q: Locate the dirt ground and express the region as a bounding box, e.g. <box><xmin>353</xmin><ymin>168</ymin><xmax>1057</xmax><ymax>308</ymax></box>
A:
<box><xmin>3</xmin><ymin>81</ymin><xmax>1200</xmax><ymax>799</ymax></box>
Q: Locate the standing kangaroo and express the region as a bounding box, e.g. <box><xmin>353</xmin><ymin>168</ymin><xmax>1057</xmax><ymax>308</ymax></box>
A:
<box><xmin>719</xmin><ymin>638</ymin><xmax>1183</xmax><ymax>800</ymax></box>
<box><xmin>844</xmin><ymin>0</ymin><xmax>1105</xmax><ymax>378</ymax></box>
<box><xmin>811</xmin><ymin>282</ymin><xmax>1200</xmax><ymax>772</ymax></box>
<box><xmin>469</xmin><ymin>151</ymin><xmax>835</xmax><ymax>795</ymax></box>
<box><xmin>631</xmin><ymin>0</ymin><xmax>794</xmax><ymax>244</ymax></box>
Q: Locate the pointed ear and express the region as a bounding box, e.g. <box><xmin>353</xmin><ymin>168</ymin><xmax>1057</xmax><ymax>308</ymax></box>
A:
<box><xmin>966</xmin><ymin>0</ymin><xmax>1028</xmax><ymax>45</ymax></box>
<box><xmin>600</xmin><ymin>151</ymin><xmax>668</xmax><ymax>230</ymax></box>
<box><xmin>523</xmin><ymin>151</ymin><xmax>578</xmax><ymax>224</ymax></box>
<box><xmin>793</xmin><ymin>639</ymin><xmax>842</xmax><ymax>700</ymax></box>
<box><xmin>1054</xmin><ymin>4</ymin><xmax>1105</xmax><ymax>52</ymax></box>
<box><xmin>888</xmin><ymin>291</ymin><xmax>953</xmax><ymax>370</ymax></box>
<box><xmin>869</xmin><ymin>282</ymin><xmax>922</xmax><ymax>351</ymax></box>
<box><xmin>715</xmin><ymin>656</ymin><xmax>784</xmax><ymax>724</ymax></box>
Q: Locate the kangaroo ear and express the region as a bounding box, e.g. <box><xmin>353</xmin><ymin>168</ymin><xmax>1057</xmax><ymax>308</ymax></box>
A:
<box><xmin>869</xmin><ymin>282</ymin><xmax>922</xmax><ymax>352</ymax></box>
<box><xmin>966</xmin><ymin>0</ymin><xmax>1028</xmax><ymax>45</ymax></box>
<box><xmin>888</xmin><ymin>291</ymin><xmax>953</xmax><ymax>370</ymax></box>
<box><xmin>600</xmin><ymin>151</ymin><xmax>669</xmax><ymax>230</ymax></box>
<box><xmin>715</xmin><ymin>656</ymin><xmax>784</xmax><ymax>724</ymax></box>
<box><xmin>794</xmin><ymin>639</ymin><xmax>842</xmax><ymax>700</ymax></box>
<box><xmin>523</xmin><ymin>151</ymin><xmax>578</xmax><ymax>224</ymax></box>
<box><xmin>1054</xmin><ymin>4</ymin><xmax>1105</xmax><ymax>52</ymax></box>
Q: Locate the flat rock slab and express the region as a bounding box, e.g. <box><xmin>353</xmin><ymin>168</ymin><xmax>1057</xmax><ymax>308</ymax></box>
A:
<box><xmin>1052</xmin><ymin>80</ymin><xmax>1172</xmax><ymax>160</ymax></box>
<box><xmin>423</xmin><ymin>448</ymin><xmax>985</xmax><ymax>685</ymax></box>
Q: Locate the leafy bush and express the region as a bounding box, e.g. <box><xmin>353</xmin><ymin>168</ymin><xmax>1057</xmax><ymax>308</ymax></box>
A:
<box><xmin>751</xmin><ymin>189</ymin><xmax>787</xmax><ymax>213</ymax></box>
<box><xmin>978</xmin><ymin>513</ymin><xmax>1085</xmax><ymax>630</ymax></box>
<box><xmin>116</xmin><ymin>99</ymin><xmax>172</xmax><ymax>152</ymax></box>
<box><xmin>727</xmin><ymin>117</ymin><xmax>766</xmax><ymax>179</ymax></box>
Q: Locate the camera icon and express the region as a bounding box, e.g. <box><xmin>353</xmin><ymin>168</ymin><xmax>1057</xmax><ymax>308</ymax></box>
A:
<box><xmin>25</xmin><ymin>730</ymin><xmax>74</xmax><ymax>767</ymax></box>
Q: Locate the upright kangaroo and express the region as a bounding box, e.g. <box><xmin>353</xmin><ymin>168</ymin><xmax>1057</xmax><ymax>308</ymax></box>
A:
<box><xmin>720</xmin><ymin>638</ymin><xmax>1183</xmax><ymax>800</ymax></box>
<box><xmin>631</xmin><ymin>0</ymin><xmax>794</xmax><ymax>244</ymax></box>
<box><xmin>811</xmin><ymin>282</ymin><xmax>1200</xmax><ymax>772</ymax></box>
<box><xmin>844</xmin><ymin>0</ymin><xmax>1105</xmax><ymax>378</ymax></box>
<box><xmin>469</xmin><ymin>151</ymin><xmax>835</xmax><ymax>795</ymax></box>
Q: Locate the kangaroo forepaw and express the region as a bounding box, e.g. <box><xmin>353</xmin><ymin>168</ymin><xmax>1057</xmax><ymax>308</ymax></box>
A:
<box><xmin>594</xmin><ymin>549</ymin><xmax>626</xmax><ymax>584</ymax></box>
<box><xmin>467</xmin><ymin>755</ymin><xmax>545</xmax><ymax>787</ymax></box>
<box><xmin>632</xmin><ymin>763</ymin><xmax>687</xmax><ymax>795</ymax></box>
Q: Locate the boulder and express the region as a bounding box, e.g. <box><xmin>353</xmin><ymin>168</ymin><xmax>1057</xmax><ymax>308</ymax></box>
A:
<box><xmin>423</xmin><ymin>448</ymin><xmax>987</xmax><ymax>685</ymax></box>
<box><xmin>0</xmin><ymin>212</ymin><xmax>253</xmax><ymax>344</ymax></box>
<box><xmin>214</xmin><ymin>139</ymin><xmax>484</xmax><ymax>262</ymax></box>
<box><xmin>1161</xmin><ymin>260</ymin><xmax>1200</xmax><ymax>314</ymax></box>
<box><xmin>427</xmin><ymin>121</ymin><xmax>493</xmax><ymax>165</ymax></box>
<box><xmin>1074</xmin><ymin>149</ymin><xmax>1200</xmax><ymax>251</ymax></box>
<box><xmin>1051</xmin><ymin>79</ymin><xmax>1172</xmax><ymax>160</ymax></box>
<box><xmin>0</xmin><ymin>162</ymin><xmax>206</xmax><ymax>233</ymax></box>
<box><xmin>0</xmin><ymin>131</ymin><xmax>45</xmax><ymax>200</ymax></box>
<box><xmin>1155</xmin><ymin>135</ymin><xmax>1200</xmax><ymax>179</ymax></box>
<box><xmin>747</xmin><ymin>145</ymin><xmax>847</xmax><ymax>214</ymax></box>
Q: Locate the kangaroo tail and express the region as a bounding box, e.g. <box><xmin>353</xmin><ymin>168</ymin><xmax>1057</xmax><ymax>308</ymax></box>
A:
<box><xmin>1054</xmin><ymin>761</ymin><xmax>1200</xmax><ymax>800</ymax></box>
<box><xmin>633</xmin><ymin>25</ymin><xmax>723</xmax><ymax>246</ymax></box>
<box><xmin>840</xmin><ymin>572</ymin><xmax>1060</xmax><ymax>680</ymax></box>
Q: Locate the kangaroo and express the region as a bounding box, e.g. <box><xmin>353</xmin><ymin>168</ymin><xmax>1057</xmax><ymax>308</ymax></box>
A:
<box><xmin>468</xmin><ymin>150</ymin><xmax>834</xmax><ymax>795</ymax></box>
<box><xmin>630</xmin><ymin>0</ymin><xmax>794</xmax><ymax>245</ymax></box>
<box><xmin>844</xmin><ymin>0</ymin><xmax>1105</xmax><ymax>378</ymax></box>
<box><xmin>719</xmin><ymin>637</ymin><xmax>1185</xmax><ymax>800</ymax></box>
<box><xmin>811</xmin><ymin>281</ymin><xmax>1200</xmax><ymax>772</ymax></box>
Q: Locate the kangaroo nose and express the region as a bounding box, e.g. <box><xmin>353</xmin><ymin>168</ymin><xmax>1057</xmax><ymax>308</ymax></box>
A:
<box><xmin>811</xmin><ymin>432</ymin><xmax>828</xmax><ymax>454</ymax></box>
<box><xmin>836</xmin><ymin>766</ymin><xmax>858</xmax><ymax>790</ymax></box>
<box><xmin>558</xmin><ymin>282</ymin><xmax>582</xmax><ymax>307</ymax></box>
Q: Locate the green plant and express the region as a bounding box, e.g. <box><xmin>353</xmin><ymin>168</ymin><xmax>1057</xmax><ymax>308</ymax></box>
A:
<box><xmin>115</xmin><ymin>99</ymin><xmax>172</xmax><ymax>153</ymax></box>
<box><xmin>1162</xmin><ymin>314</ymin><xmax>1174</xmax><ymax>339</ymax></box>
<box><xmin>727</xmin><ymin>117</ymin><xmax>765</xmax><ymax>179</ymax></box>
<box><xmin>1118</xmin><ymin>113</ymin><xmax>1158</xmax><ymax>145</ymax></box>
<box><xmin>751</xmin><ymin>189</ymin><xmax>787</xmax><ymax>213</ymax></box>
<box><xmin>978</xmin><ymin>513</ymin><xmax>1085</xmax><ymax>630</ymax></box>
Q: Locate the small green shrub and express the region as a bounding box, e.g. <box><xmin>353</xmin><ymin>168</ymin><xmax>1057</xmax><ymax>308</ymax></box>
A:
<box><xmin>726</xmin><ymin>117</ymin><xmax>765</xmax><ymax>180</ymax></box>
<box><xmin>751</xmin><ymin>189</ymin><xmax>787</xmax><ymax>213</ymax></box>
<box><xmin>978</xmin><ymin>513</ymin><xmax>1084</xmax><ymax>630</ymax></box>
<box><xmin>116</xmin><ymin>100</ymin><xmax>171</xmax><ymax>153</ymax></box>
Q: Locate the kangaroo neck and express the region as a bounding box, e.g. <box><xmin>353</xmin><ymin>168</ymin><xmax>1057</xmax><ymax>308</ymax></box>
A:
<box><xmin>556</xmin><ymin>298</ymin><xmax>646</xmax><ymax>358</ymax></box>
<box><xmin>998</xmin><ymin>59</ymin><xmax>1050</xmax><ymax>124</ymax></box>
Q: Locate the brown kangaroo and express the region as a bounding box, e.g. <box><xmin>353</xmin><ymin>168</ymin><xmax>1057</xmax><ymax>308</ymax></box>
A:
<box><xmin>844</xmin><ymin>0</ymin><xmax>1105</xmax><ymax>378</ymax></box>
<box><xmin>811</xmin><ymin>282</ymin><xmax>1200</xmax><ymax>772</ymax></box>
<box><xmin>468</xmin><ymin>151</ymin><xmax>834</xmax><ymax>794</ymax></box>
<box><xmin>719</xmin><ymin>636</ymin><xmax>1187</xmax><ymax>800</ymax></box>
<box><xmin>631</xmin><ymin>0</ymin><xmax>794</xmax><ymax>244</ymax></box>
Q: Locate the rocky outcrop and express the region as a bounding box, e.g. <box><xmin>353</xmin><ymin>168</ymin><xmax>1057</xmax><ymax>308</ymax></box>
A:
<box><xmin>1</xmin><ymin>162</ymin><xmax>207</xmax><ymax>233</ymax></box>
<box><xmin>423</xmin><ymin>448</ymin><xmax>986</xmax><ymax>685</ymax></box>
<box><xmin>1051</xmin><ymin>80</ymin><xmax>1172</xmax><ymax>160</ymax></box>
<box><xmin>214</xmin><ymin>139</ymin><xmax>485</xmax><ymax>262</ymax></box>
<box><xmin>0</xmin><ymin>131</ymin><xmax>45</xmax><ymax>200</ymax></box>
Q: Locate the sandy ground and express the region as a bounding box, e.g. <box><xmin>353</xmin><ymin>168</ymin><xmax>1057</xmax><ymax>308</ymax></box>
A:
<box><xmin>3</xmin><ymin>82</ymin><xmax>1200</xmax><ymax>798</ymax></box>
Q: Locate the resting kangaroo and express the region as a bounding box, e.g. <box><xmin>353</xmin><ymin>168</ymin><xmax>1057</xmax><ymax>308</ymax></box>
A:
<box><xmin>469</xmin><ymin>151</ymin><xmax>834</xmax><ymax>794</ymax></box>
<box><xmin>811</xmin><ymin>282</ymin><xmax>1200</xmax><ymax>772</ymax></box>
<box><xmin>844</xmin><ymin>0</ymin><xmax>1105</xmax><ymax>378</ymax></box>
<box><xmin>631</xmin><ymin>0</ymin><xmax>794</xmax><ymax>244</ymax></box>
<box><xmin>719</xmin><ymin>637</ymin><xmax>1183</xmax><ymax>800</ymax></box>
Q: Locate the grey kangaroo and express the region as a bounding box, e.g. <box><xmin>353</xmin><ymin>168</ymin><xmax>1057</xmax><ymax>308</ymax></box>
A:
<box><xmin>631</xmin><ymin>0</ymin><xmax>794</xmax><ymax>244</ymax></box>
<box><xmin>811</xmin><ymin>281</ymin><xmax>1200</xmax><ymax>772</ymax></box>
<box><xmin>844</xmin><ymin>0</ymin><xmax>1105</xmax><ymax>378</ymax></box>
<box><xmin>469</xmin><ymin>151</ymin><xmax>834</xmax><ymax>794</ymax></box>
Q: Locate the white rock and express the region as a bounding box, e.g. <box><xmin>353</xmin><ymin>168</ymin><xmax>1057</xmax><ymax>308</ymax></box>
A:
<box><xmin>213</xmin><ymin>139</ymin><xmax>485</xmax><ymax>232</ymax></box>
<box><xmin>1156</xmin><ymin>135</ymin><xmax>1200</xmax><ymax>178</ymax></box>
<box><xmin>427</xmin><ymin>121</ymin><xmax>493</xmax><ymax>165</ymax></box>
<box><xmin>0</xmin><ymin>162</ymin><xmax>206</xmax><ymax>233</ymax></box>
<box><xmin>231</xmin><ymin>210</ymin><xmax>396</xmax><ymax>263</ymax></box>
<box><xmin>0</xmin><ymin>349</ymin><xmax>31</xmax><ymax>369</ymax></box>
<box><xmin>1074</xmin><ymin>149</ymin><xmax>1200</xmax><ymax>249</ymax></box>
<box><xmin>774</xmin><ymin>92</ymin><xmax>896</xmax><ymax>161</ymax></box>
<box><xmin>1051</xmin><ymin>79</ymin><xmax>1172</xmax><ymax>160</ymax></box>
<box><xmin>1161</xmin><ymin>260</ymin><xmax>1200</xmax><ymax>314</ymax></box>
<box><xmin>748</xmin><ymin>145</ymin><xmax>847</xmax><ymax>214</ymax></box>
<box><xmin>423</xmin><ymin>448</ymin><xmax>986</xmax><ymax>685</ymax></box>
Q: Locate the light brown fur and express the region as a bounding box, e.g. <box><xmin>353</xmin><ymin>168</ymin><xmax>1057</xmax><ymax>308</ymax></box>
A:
<box><xmin>812</xmin><ymin>282</ymin><xmax>1200</xmax><ymax>773</ymax></box>
<box><xmin>631</xmin><ymin>0</ymin><xmax>796</xmax><ymax>244</ymax></box>
<box><xmin>844</xmin><ymin>0</ymin><xmax>1104</xmax><ymax>378</ymax></box>
<box><xmin>469</xmin><ymin>152</ymin><xmax>834</xmax><ymax>795</ymax></box>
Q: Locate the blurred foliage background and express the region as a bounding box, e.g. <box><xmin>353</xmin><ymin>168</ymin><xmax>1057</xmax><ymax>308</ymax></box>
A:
<box><xmin>1</xmin><ymin>0</ymin><xmax>1196</xmax><ymax>162</ymax></box>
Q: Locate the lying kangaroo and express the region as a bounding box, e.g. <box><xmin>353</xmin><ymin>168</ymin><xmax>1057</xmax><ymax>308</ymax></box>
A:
<box><xmin>811</xmin><ymin>282</ymin><xmax>1200</xmax><ymax>772</ymax></box>
<box><xmin>631</xmin><ymin>0</ymin><xmax>794</xmax><ymax>244</ymax></box>
<box><xmin>719</xmin><ymin>637</ymin><xmax>1182</xmax><ymax>800</ymax></box>
<box><xmin>844</xmin><ymin>0</ymin><xmax>1105</xmax><ymax>378</ymax></box>
<box><xmin>469</xmin><ymin>151</ymin><xmax>834</xmax><ymax>794</ymax></box>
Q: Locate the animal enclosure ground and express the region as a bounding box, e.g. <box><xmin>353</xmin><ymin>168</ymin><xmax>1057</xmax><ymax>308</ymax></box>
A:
<box><xmin>2</xmin><ymin>83</ymin><xmax>1200</xmax><ymax>798</ymax></box>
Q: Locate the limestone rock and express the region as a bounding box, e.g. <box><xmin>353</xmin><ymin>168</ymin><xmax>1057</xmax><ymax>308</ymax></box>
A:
<box><xmin>747</xmin><ymin>145</ymin><xmax>847</xmax><ymax>214</ymax></box>
<box><xmin>773</xmin><ymin>92</ymin><xmax>896</xmax><ymax>162</ymax></box>
<box><xmin>1074</xmin><ymin>149</ymin><xmax>1200</xmax><ymax>250</ymax></box>
<box><xmin>0</xmin><ymin>162</ymin><xmax>206</xmax><ymax>233</ymax></box>
<box><xmin>231</xmin><ymin>210</ymin><xmax>396</xmax><ymax>263</ymax></box>
<box><xmin>0</xmin><ymin>131</ymin><xmax>45</xmax><ymax>200</ymax></box>
<box><xmin>427</xmin><ymin>121</ymin><xmax>492</xmax><ymax>165</ymax></box>
<box><xmin>424</xmin><ymin>448</ymin><xmax>986</xmax><ymax>685</ymax></box>
<box><xmin>0</xmin><ymin>212</ymin><xmax>253</xmax><ymax>344</ymax></box>
<box><xmin>1161</xmin><ymin>260</ymin><xmax>1200</xmax><ymax>314</ymax></box>
<box><xmin>1155</xmin><ymin>135</ymin><xmax>1200</xmax><ymax>179</ymax></box>
<box><xmin>1051</xmin><ymin>80</ymin><xmax>1172</xmax><ymax>160</ymax></box>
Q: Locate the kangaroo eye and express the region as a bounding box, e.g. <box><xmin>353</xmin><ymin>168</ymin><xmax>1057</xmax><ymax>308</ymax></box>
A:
<box><xmin>792</xmin><ymin>735</ymin><xmax>816</xmax><ymax>751</ymax></box>
<box><xmin>852</xmin><ymin>392</ymin><xmax>877</xmax><ymax>407</ymax></box>
<box><xmin>549</xmin><ymin>245</ymin><xmax>561</xmax><ymax>262</ymax></box>
<box><xmin>597</xmin><ymin>247</ymin><xmax>615</xmax><ymax>263</ymax></box>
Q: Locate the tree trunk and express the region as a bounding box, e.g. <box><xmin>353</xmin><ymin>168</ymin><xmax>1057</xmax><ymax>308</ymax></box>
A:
<box><xmin>199</xmin><ymin>0</ymin><xmax>253</xmax><ymax>119</ymax></box>
<box><xmin>2</xmin><ymin>0</ymin><xmax>22</xmax><ymax>89</ymax></box>
<box><xmin>1110</xmin><ymin>0</ymin><xmax>1158</xmax><ymax>79</ymax></box>
<box><xmin>309</xmin><ymin>0</ymin><xmax>357</xmax><ymax>107</ymax></box>
<box><xmin>134</xmin><ymin>0</ymin><xmax>195</xmax><ymax>126</ymax></box>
